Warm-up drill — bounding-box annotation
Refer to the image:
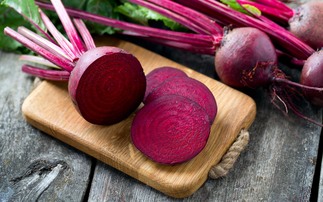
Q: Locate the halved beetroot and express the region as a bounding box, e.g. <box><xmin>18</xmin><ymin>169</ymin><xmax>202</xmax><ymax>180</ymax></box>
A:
<box><xmin>68</xmin><ymin>47</ymin><xmax>146</xmax><ymax>125</ymax></box>
<box><xmin>144</xmin><ymin>66</ymin><xmax>187</xmax><ymax>102</ymax></box>
<box><xmin>131</xmin><ymin>94</ymin><xmax>211</xmax><ymax>165</ymax></box>
<box><xmin>144</xmin><ymin>76</ymin><xmax>217</xmax><ymax>123</ymax></box>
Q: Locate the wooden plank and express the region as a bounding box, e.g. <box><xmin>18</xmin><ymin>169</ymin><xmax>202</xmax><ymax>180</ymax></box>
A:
<box><xmin>22</xmin><ymin>37</ymin><xmax>256</xmax><ymax>198</ymax></box>
<box><xmin>0</xmin><ymin>52</ymin><xmax>93</xmax><ymax>201</ymax></box>
<box><xmin>87</xmin><ymin>40</ymin><xmax>322</xmax><ymax>201</ymax></box>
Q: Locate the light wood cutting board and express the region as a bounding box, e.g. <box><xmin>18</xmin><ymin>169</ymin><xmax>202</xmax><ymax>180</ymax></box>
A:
<box><xmin>22</xmin><ymin>37</ymin><xmax>256</xmax><ymax>198</ymax></box>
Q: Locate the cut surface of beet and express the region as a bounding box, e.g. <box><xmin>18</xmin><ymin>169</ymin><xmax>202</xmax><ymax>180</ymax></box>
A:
<box><xmin>145</xmin><ymin>76</ymin><xmax>217</xmax><ymax>123</ymax></box>
<box><xmin>144</xmin><ymin>66</ymin><xmax>187</xmax><ymax>101</ymax></box>
<box><xmin>68</xmin><ymin>46</ymin><xmax>146</xmax><ymax>125</ymax></box>
<box><xmin>131</xmin><ymin>95</ymin><xmax>211</xmax><ymax>165</ymax></box>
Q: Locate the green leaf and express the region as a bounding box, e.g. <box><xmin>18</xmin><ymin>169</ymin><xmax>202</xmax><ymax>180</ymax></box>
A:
<box><xmin>2</xmin><ymin>0</ymin><xmax>45</xmax><ymax>30</ymax></box>
<box><xmin>220</xmin><ymin>0</ymin><xmax>262</xmax><ymax>17</ymax></box>
<box><xmin>62</xmin><ymin>0</ymin><xmax>87</xmax><ymax>10</ymax></box>
<box><xmin>220</xmin><ymin>0</ymin><xmax>249</xmax><ymax>14</ymax></box>
<box><xmin>0</xmin><ymin>5</ymin><xmax>32</xmax><ymax>53</ymax></box>
<box><xmin>242</xmin><ymin>4</ymin><xmax>262</xmax><ymax>17</ymax></box>
<box><xmin>115</xmin><ymin>2</ymin><xmax>184</xmax><ymax>31</ymax></box>
<box><xmin>84</xmin><ymin>0</ymin><xmax>121</xmax><ymax>35</ymax></box>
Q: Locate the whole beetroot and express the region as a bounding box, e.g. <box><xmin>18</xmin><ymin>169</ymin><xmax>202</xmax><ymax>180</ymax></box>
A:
<box><xmin>300</xmin><ymin>50</ymin><xmax>323</xmax><ymax>107</ymax></box>
<box><xmin>289</xmin><ymin>1</ymin><xmax>323</xmax><ymax>49</ymax></box>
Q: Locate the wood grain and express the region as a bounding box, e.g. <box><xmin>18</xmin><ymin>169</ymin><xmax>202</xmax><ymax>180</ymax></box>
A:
<box><xmin>0</xmin><ymin>52</ymin><xmax>92</xmax><ymax>201</ymax></box>
<box><xmin>21</xmin><ymin>38</ymin><xmax>256</xmax><ymax>198</ymax></box>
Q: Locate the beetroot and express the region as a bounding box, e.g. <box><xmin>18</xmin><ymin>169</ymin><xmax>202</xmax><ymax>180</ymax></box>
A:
<box><xmin>215</xmin><ymin>27</ymin><xmax>277</xmax><ymax>88</ymax></box>
<box><xmin>144</xmin><ymin>66</ymin><xmax>187</xmax><ymax>101</ymax></box>
<box><xmin>49</xmin><ymin>0</ymin><xmax>318</xmax><ymax>125</ymax></box>
<box><xmin>4</xmin><ymin>0</ymin><xmax>146</xmax><ymax>125</ymax></box>
<box><xmin>289</xmin><ymin>1</ymin><xmax>323</xmax><ymax>49</ymax></box>
<box><xmin>131</xmin><ymin>94</ymin><xmax>211</xmax><ymax>165</ymax></box>
<box><xmin>215</xmin><ymin>27</ymin><xmax>323</xmax><ymax>126</ymax></box>
<box><xmin>68</xmin><ymin>47</ymin><xmax>146</xmax><ymax>125</ymax></box>
<box><xmin>300</xmin><ymin>50</ymin><xmax>323</xmax><ymax>107</ymax></box>
<box><xmin>215</xmin><ymin>0</ymin><xmax>323</xmax><ymax>50</ymax></box>
<box><xmin>145</xmin><ymin>76</ymin><xmax>217</xmax><ymax>123</ymax></box>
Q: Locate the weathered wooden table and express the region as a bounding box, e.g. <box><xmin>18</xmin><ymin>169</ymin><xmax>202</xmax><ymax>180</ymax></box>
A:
<box><xmin>0</xmin><ymin>34</ymin><xmax>322</xmax><ymax>201</ymax></box>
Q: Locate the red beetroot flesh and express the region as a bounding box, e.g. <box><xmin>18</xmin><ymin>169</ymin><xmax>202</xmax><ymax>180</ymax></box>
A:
<box><xmin>68</xmin><ymin>46</ymin><xmax>146</xmax><ymax>125</ymax></box>
<box><xmin>145</xmin><ymin>76</ymin><xmax>217</xmax><ymax>123</ymax></box>
<box><xmin>144</xmin><ymin>66</ymin><xmax>187</xmax><ymax>101</ymax></box>
<box><xmin>215</xmin><ymin>27</ymin><xmax>277</xmax><ymax>88</ymax></box>
<box><xmin>300</xmin><ymin>50</ymin><xmax>323</xmax><ymax>107</ymax></box>
<box><xmin>131</xmin><ymin>94</ymin><xmax>211</xmax><ymax>165</ymax></box>
<box><xmin>289</xmin><ymin>1</ymin><xmax>323</xmax><ymax>49</ymax></box>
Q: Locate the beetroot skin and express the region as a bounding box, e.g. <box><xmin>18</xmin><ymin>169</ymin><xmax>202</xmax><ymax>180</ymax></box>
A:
<box><xmin>215</xmin><ymin>27</ymin><xmax>277</xmax><ymax>88</ymax></box>
<box><xmin>131</xmin><ymin>94</ymin><xmax>211</xmax><ymax>165</ymax></box>
<box><xmin>289</xmin><ymin>1</ymin><xmax>323</xmax><ymax>49</ymax></box>
<box><xmin>69</xmin><ymin>47</ymin><xmax>146</xmax><ymax>125</ymax></box>
<box><xmin>144</xmin><ymin>66</ymin><xmax>187</xmax><ymax>101</ymax></box>
<box><xmin>145</xmin><ymin>76</ymin><xmax>217</xmax><ymax>123</ymax></box>
<box><xmin>300</xmin><ymin>50</ymin><xmax>323</xmax><ymax>107</ymax></box>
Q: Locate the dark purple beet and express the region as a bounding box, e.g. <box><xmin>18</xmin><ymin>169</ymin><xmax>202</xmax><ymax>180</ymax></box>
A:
<box><xmin>68</xmin><ymin>46</ymin><xmax>146</xmax><ymax>125</ymax></box>
<box><xmin>145</xmin><ymin>76</ymin><xmax>217</xmax><ymax>123</ymax></box>
<box><xmin>215</xmin><ymin>27</ymin><xmax>277</xmax><ymax>88</ymax></box>
<box><xmin>300</xmin><ymin>50</ymin><xmax>323</xmax><ymax>107</ymax></box>
<box><xmin>144</xmin><ymin>66</ymin><xmax>187</xmax><ymax>101</ymax></box>
<box><xmin>131</xmin><ymin>94</ymin><xmax>211</xmax><ymax>165</ymax></box>
<box><xmin>289</xmin><ymin>1</ymin><xmax>323</xmax><ymax>49</ymax></box>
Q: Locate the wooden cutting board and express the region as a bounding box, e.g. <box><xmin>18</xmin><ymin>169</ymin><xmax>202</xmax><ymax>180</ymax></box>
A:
<box><xmin>22</xmin><ymin>37</ymin><xmax>256</xmax><ymax>198</ymax></box>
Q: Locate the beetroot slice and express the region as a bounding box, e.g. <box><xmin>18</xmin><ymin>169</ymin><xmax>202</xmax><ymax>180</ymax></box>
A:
<box><xmin>145</xmin><ymin>76</ymin><xmax>217</xmax><ymax>123</ymax></box>
<box><xmin>131</xmin><ymin>94</ymin><xmax>211</xmax><ymax>165</ymax></box>
<box><xmin>68</xmin><ymin>46</ymin><xmax>146</xmax><ymax>125</ymax></box>
<box><xmin>144</xmin><ymin>66</ymin><xmax>187</xmax><ymax>102</ymax></box>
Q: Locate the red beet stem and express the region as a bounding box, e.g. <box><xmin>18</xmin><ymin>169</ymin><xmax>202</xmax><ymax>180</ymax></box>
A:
<box><xmin>255</xmin><ymin>0</ymin><xmax>292</xmax><ymax>12</ymax></box>
<box><xmin>73</xmin><ymin>19</ymin><xmax>96</xmax><ymax>50</ymax></box>
<box><xmin>128</xmin><ymin>0</ymin><xmax>223</xmax><ymax>35</ymax></box>
<box><xmin>174</xmin><ymin>0</ymin><xmax>314</xmax><ymax>59</ymax></box>
<box><xmin>17</xmin><ymin>26</ymin><xmax>71</xmax><ymax>61</ymax></box>
<box><xmin>127</xmin><ymin>33</ymin><xmax>218</xmax><ymax>55</ymax></box>
<box><xmin>22</xmin><ymin>64</ymin><xmax>70</xmax><ymax>81</ymax></box>
<box><xmin>19</xmin><ymin>55</ymin><xmax>58</xmax><ymax>68</ymax></box>
<box><xmin>36</xmin><ymin>1</ymin><xmax>220</xmax><ymax>54</ymax></box>
<box><xmin>39</xmin><ymin>9</ymin><xmax>77</xmax><ymax>60</ymax></box>
<box><xmin>50</xmin><ymin>0</ymin><xmax>85</xmax><ymax>56</ymax></box>
<box><xmin>4</xmin><ymin>27</ymin><xmax>74</xmax><ymax>72</ymax></box>
<box><xmin>237</xmin><ymin>0</ymin><xmax>292</xmax><ymax>22</ymax></box>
